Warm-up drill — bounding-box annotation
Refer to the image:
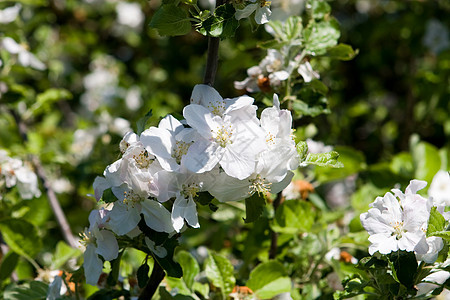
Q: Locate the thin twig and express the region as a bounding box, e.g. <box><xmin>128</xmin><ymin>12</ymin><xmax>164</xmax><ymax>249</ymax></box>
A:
<box><xmin>9</xmin><ymin>108</ymin><xmax>78</xmax><ymax>248</ymax></box>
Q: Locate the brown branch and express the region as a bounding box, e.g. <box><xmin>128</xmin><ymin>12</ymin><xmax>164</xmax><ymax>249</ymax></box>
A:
<box><xmin>202</xmin><ymin>0</ymin><xmax>226</xmax><ymax>86</ymax></box>
<box><xmin>138</xmin><ymin>259</ymin><xmax>165</xmax><ymax>300</ymax></box>
<box><xmin>9</xmin><ymin>109</ymin><xmax>78</xmax><ymax>248</ymax></box>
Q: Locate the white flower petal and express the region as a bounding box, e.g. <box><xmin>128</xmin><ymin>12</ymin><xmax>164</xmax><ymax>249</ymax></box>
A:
<box><xmin>235</xmin><ymin>3</ymin><xmax>258</xmax><ymax>20</ymax></box>
<box><xmin>141</xmin><ymin>200</ymin><xmax>175</xmax><ymax>233</ymax></box>
<box><xmin>95</xmin><ymin>230</ymin><xmax>119</xmax><ymax>261</ymax></box>
<box><xmin>172</xmin><ymin>195</ymin><xmax>199</xmax><ymax>232</ymax></box>
<box><xmin>255</xmin><ymin>6</ymin><xmax>271</xmax><ymax>24</ymax></box>
<box><xmin>2</xmin><ymin>37</ymin><xmax>22</xmax><ymax>54</ymax></box>
<box><xmin>108</xmin><ymin>201</ymin><xmax>141</xmax><ymax>235</ymax></box>
<box><xmin>84</xmin><ymin>244</ymin><xmax>103</xmax><ymax>286</ymax></box>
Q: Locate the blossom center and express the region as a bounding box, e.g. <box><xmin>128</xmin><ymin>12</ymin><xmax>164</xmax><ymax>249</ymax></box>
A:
<box><xmin>133</xmin><ymin>149</ymin><xmax>153</xmax><ymax>169</ymax></box>
<box><xmin>123</xmin><ymin>190</ymin><xmax>142</xmax><ymax>207</ymax></box>
<box><xmin>79</xmin><ymin>229</ymin><xmax>96</xmax><ymax>247</ymax></box>
<box><xmin>207</xmin><ymin>102</ymin><xmax>225</xmax><ymax>116</ymax></box>
<box><xmin>260</xmin><ymin>0</ymin><xmax>271</xmax><ymax>7</ymax></box>
<box><xmin>212</xmin><ymin>125</ymin><xmax>234</xmax><ymax>148</ymax></box>
<box><xmin>265</xmin><ymin>132</ymin><xmax>276</xmax><ymax>146</ymax></box>
<box><xmin>181</xmin><ymin>183</ymin><xmax>201</xmax><ymax>199</ymax></box>
<box><xmin>391</xmin><ymin>221</ymin><xmax>406</xmax><ymax>240</ymax></box>
<box><xmin>249</xmin><ymin>175</ymin><xmax>271</xmax><ymax>195</ymax></box>
<box><xmin>172</xmin><ymin>141</ymin><xmax>192</xmax><ymax>164</ymax></box>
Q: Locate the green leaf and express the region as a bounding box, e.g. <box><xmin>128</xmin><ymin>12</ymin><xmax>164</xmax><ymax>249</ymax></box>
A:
<box><xmin>198</xmin><ymin>4</ymin><xmax>239</xmax><ymax>39</ymax></box>
<box><xmin>137</xmin><ymin>262</ymin><xmax>150</xmax><ymax>289</ymax></box>
<box><xmin>303</xmin><ymin>151</ymin><xmax>343</xmax><ymax>168</ymax></box>
<box><xmin>427</xmin><ymin>207</ymin><xmax>447</xmax><ymax>237</ymax></box>
<box><xmin>175</xmin><ymin>250</ymin><xmax>199</xmax><ymax>290</ymax></box>
<box><xmin>3</xmin><ymin>281</ymin><xmax>49</xmax><ymax>300</ymax></box>
<box><xmin>306</xmin><ymin>79</ymin><xmax>329</xmax><ymax>95</ymax></box>
<box><xmin>165</xmin><ymin>277</ymin><xmax>192</xmax><ymax>295</ymax></box>
<box><xmin>390</xmin><ymin>152</ymin><xmax>414</xmax><ymax>179</ymax></box>
<box><xmin>246</xmin><ymin>261</ymin><xmax>291</xmax><ymax>299</ymax></box>
<box><xmin>29</xmin><ymin>88</ymin><xmax>72</xmax><ymax>117</ymax></box>
<box><xmin>244</xmin><ymin>193</ymin><xmax>266</xmax><ymax>223</ymax></box>
<box><xmin>159</xmin><ymin>286</ymin><xmax>195</xmax><ymax>300</ymax></box>
<box><xmin>291</xmin><ymin>98</ymin><xmax>330</xmax><ymax>117</ymax></box>
<box><xmin>87</xmin><ymin>289</ymin><xmax>130</xmax><ymax>300</ymax></box>
<box><xmin>271</xmin><ymin>200</ymin><xmax>315</xmax><ymax>234</ymax></box>
<box><xmin>0</xmin><ymin>218</ymin><xmax>42</xmax><ymax>260</ymax></box>
<box><xmin>388</xmin><ymin>251</ymin><xmax>418</xmax><ymax>289</ymax></box>
<box><xmin>138</xmin><ymin>216</ymin><xmax>182</xmax><ymax>278</ymax></box>
<box><xmin>334</xmin><ymin>275</ymin><xmax>369</xmax><ymax>300</ymax></box>
<box><xmin>326</xmin><ymin>44</ymin><xmax>358</xmax><ymax>61</ymax></box>
<box><xmin>149</xmin><ymin>4</ymin><xmax>192</xmax><ymax>36</ymax></box>
<box><xmin>52</xmin><ymin>241</ymin><xmax>81</xmax><ymax>270</ymax></box>
<box><xmin>0</xmin><ymin>252</ymin><xmax>19</xmax><ymax>282</ymax></box>
<box><xmin>193</xmin><ymin>282</ymin><xmax>209</xmax><ymax>298</ymax></box>
<box><xmin>304</xmin><ymin>19</ymin><xmax>340</xmax><ymax>55</ymax></box>
<box><xmin>308</xmin><ymin>0</ymin><xmax>331</xmax><ymax>19</ymax></box>
<box><xmin>284</xmin><ymin>16</ymin><xmax>303</xmax><ymax>40</ymax></box>
<box><xmin>412</xmin><ymin>141</ymin><xmax>441</xmax><ymax>185</ymax></box>
<box><xmin>204</xmin><ymin>251</ymin><xmax>235</xmax><ymax>298</ymax></box>
<box><xmin>258</xmin><ymin>39</ymin><xmax>288</xmax><ymax>50</ymax></box>
<box><xmin>154</xmin><ymin>238</ymin><xmax>183</xmax><ymax>278</ymax></box>
<box><xmin>296</xmin><ymin>141</ymin><xmax>308</xmax><ymax>161</ymax></box>
<box><xmin>136</xmin><ymin>109</ymin><xmax>153</xmax><ymax>135</ymax></box>
<box><xmin>315</xmin><ymin>146</ymin><xmax>366</xmax><ymax>183</ymax></box>
<box><xmin>428</xmin><ymin>231</ymin><xmax>450</xmax><ymax>240</ymax></box>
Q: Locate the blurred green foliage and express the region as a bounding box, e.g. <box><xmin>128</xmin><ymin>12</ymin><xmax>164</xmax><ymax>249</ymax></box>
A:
<box><xmin>0</xmin><ymin>0</ymin><xmax>449</xmax><ymax>298</ymax></box>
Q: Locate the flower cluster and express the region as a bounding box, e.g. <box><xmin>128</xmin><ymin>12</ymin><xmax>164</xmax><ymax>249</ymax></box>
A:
<box><xmin>234</xmin><ymin>48</ymin><xmax>319</xmax><ymax>93</ymax></box>
<box><xmin>0</xmin><ymin>150</ymin><xmax>41</xmax><ymax>200</ymax></box>
<box><xmin>82</xmin><ymin>84</ymin><xmax>299</xmax><ymax>284</ymax></box>
<box><xmin>360</xmin><ymin>179</ymin><xmax>449</xmax><ymax>263</ymax></box>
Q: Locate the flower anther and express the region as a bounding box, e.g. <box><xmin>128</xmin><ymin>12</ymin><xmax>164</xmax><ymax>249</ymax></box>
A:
<box><xmin>172</xmin><ymin>141</ymin><xmax>192</xmax><ymax>164</ymax></box>
<box><xmin>212</xmin><ymin>125</ymin><xmax>234</xmax><ymax>148</ymax></box>
<box><xmin>249</xmin><ymin>174</ymin><xmax>272</xmax><ymax>195</ymax></box>
<box><xmin>132</xmin><ymin>149</ymin><xmax>153</xmax><ymax>169</ymax></box>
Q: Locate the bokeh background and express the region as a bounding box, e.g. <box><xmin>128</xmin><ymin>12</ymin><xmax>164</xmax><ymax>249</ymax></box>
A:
<box><xmin>0</xmin><ymin>0</ymin><xmax>449</xmax><ymax>296</ymax></box>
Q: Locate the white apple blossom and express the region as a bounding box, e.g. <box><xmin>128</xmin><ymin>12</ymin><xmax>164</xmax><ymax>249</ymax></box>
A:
<box><xmin>183</xmin><ymin>87</ymin><xmax>266</xmax><ymax>180</ymax></box>
<box><xmin>83</xmin><ymin>84</ymin><xmax>305</xmax><ymax>283</ymax></box>
<box><xmin>260</xmin><ymin>94</ymin><xmax>299</xmax><ymax>170</ymax></box>
<box><xmin>360</xmin><ymin>180</ymin><xmax>433</xmax><ymax>256</ymax></box>
<box><xmin>0</xmin><ymin>4</ymin><xmax>21</xmax><ymax>24</ymax></box>
<box><xmin>298</xmin><ymin>61</ymin><xmax>320</xmax><ymax>83</ymax></box>
<box><xmin>1</xmin><ymin>37</ymin><xmax>46</xmax><ymax>70</ymax></box>
<box><xmin>416</xmin><ymin>270</ymin><xmax>450</xmax><ymax>297</ymax></box>
<box><xmin>80</xmin><ymin>209</ymin><xmax>119</xmax><ymax>286</ymax></box>
<box><xmin>429</xmin><ymin>170</ymin><xmax>450</xmax><ymax>206</ymax></box>
<box><xmin>235</xmin><ymin>0</ymin><xmax>272</xmax><ymax>25</ymax></box>
<box><xmin>141</xmin><ymin>115</ymin><xmax>196</xmax><ymax>172</ymax></box>
<box><xmin>0</xmin><ymin>150</ymin><xmax>41</xmax><ymax>199</ymax></box>
<box><xmin>234</xmin><ymin>49</ymin><xmax>293</xmax><ymax>93</ymax></box>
